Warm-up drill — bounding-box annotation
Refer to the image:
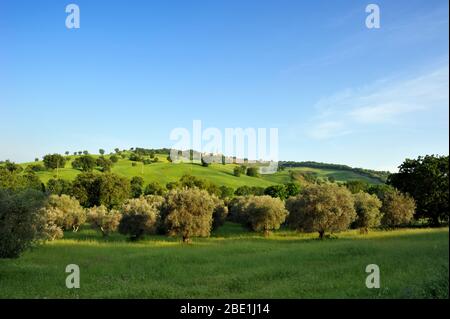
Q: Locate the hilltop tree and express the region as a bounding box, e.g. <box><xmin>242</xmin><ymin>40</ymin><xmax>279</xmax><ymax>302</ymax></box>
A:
<box><xmin>387</xmin><ymin>155</ymin><xmax>449</xmax><ymax>225</ymax></box>
<box><xmin>286</xmin><ymin>184</ymin><xmax>356</xmax><ymax>239</ymax></box>
<box><xmin>353</xmin><ymin>192</ymin><xmax>382</xmax><ymax>233</ymax></box>
<box><xmin>43</xmin><ymin>154</ymin><xmax>66</xmax><ymax>171</ymax></box>
<box><xmin>99</xmin><ymin>149</ymin><xmax>105</xmax><ymax>155</ymax></box>
<box><xmin>65</xmin><ymin>151</ymin><xmax>70</xmax><ymax>156</ymax></box>
<box><xmin>160</xmin><ymin>188</ymin><xmax>216</xmax><ymax>243</ymax></box>
<box><xmin>72</xmin><ymin>155</ymin><xmax>96</xmax><ymax>172</ymax></box>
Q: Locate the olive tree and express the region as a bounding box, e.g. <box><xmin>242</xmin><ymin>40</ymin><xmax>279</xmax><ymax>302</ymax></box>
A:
<box><xmin>353</xmin><ymin>192</ymin><xmax>382</xmax><ymax>233</ymax></box>
<box><xmin>160</xmin><ymin>188</ymin><xmax>215</xmax><ymax>242</ymax></box>
<box><xmin>380</xmin><ymin>189</ymin><xmax>416</xmax><ymax>227</ymax></box>
<box><xmin>0</xmin><ymin>189</ymin><xmax>47</xmax><ymax>258</ymax></box>
<box><xmin>286</xmin><ymin>184</ymin><xmax>356</xmax><ymax>239</ymax></box>
<box><xmin>118</xmin><ymin>196</ymin><xmax>163</xmax><ymax>240</ymax></box>
<box><xmin>41</xmin><ymin>194</ymin><xmax>86</xmax><ymax>232</ymax></box>
<box><xmin>87</xmin><ymin>205</ymin><xmax>121</xmax><ymax>237</ymax></box>
<box><xmin>212</xmin><ymin>197</ymin><xmax>229</xmax><ymax>230</ymax></box>
<box><xmin>246</xmin><ymin>195</ymin><xmax>288</xmax><ymax>236</ymax></box>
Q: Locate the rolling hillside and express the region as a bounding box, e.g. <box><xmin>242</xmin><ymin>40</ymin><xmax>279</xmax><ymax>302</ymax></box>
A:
<box><xmin>16</xmin><ymin>153</ymin><xmax>384</xmax><ymax>188</ymax></box>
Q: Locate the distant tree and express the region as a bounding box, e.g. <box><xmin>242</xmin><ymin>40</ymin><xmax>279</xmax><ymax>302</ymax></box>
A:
<box><xmin>344</xmin><ymin>180</ymin><xmax>369</xmax><ymax>194</ymax></box>
<box><xmin>35</xmin><ymin>158</ymin><xmax>39</xmax><ymax>162</ymax></box>
<box><xmin>246</xmin><ymin>196</ymin><xmax>288</xmax><ymax>236</ymax></box>
<box><xmin>71</xmin><ymin>172</ymin><xmax>130</xmax><ymax>209</ymax></box>
<box><xmin>285</xmin><ymin>182</ymin><xmax>301</xmax><ymax>197</ymax></box>
<box><xmin>26</xmin><ymin>163</ymin><xmax>45</xmax><ymax>172</ymax></box>
<box><xmin>0</xmin><ymin>189</ymin><xmax>47</xmax><ymax>258</ymax></box>
<box><xmin>353</xmin><ymin>192</ymin><xmax>382</xmax><ymax>233</ymax></box>
<box><xmin>233</xmin><ymin>166</ymin><xmax>241</xmax><ymax>177</ymax></box>
<box><xmin>72</xmin><ymin>155</ymin><xmax>96</xmax><ymax>172</ymax></box>
<box><xmin>114</xmin><ymin>148</ymin><xmax>120</xmax><ymax>154</ymax></box>
<box><xmin>99</xmin><ymin>149</ymin><xmax>105</xmax><ymax>155</ymax></box>
<box><xmin>387</xmin><ymin>155</ymin><xmax>449</xmax><ymax>225</ymax></box>
<box><xmin>83</xmin><ymin>150</ymin><xmax>89</xmax><ymax>155</ymax></box>
<box><xmin>43</xmin><ymin>154</ymin><xmax>66</xmax><ymax>171</ymax></box>
<box><xmin>264</xmin><ymin>185</ymin><xmax>288</xmax><ymax>200</ymax></box>
<box><xmin>46</xmin><ymin>178</ymin><xmax>72</xmax><ymax>196</ymax></box>
<box><xmin>246</xmin><ymin>167</ymin><xmax>259</xmax><ymax>177</ymax></box>
<box><xmin>130</xmin><ymin>176</ymin><xmax>144</xmax><ymax>198</ymax></box>
<box><xmin>73</xmin><ymin>152</ymin><xmax>77</xmax><ymax>156</ymax></box>
<box><xmin>96</xmin><ymin>156</ymin><xmax>113</xmax><ymax>172</ymax></box>
<box><xmin>87</xmin><ymin>205</ymin><xmax>121</xmax><ymax>237</ymax></box>
<box><xmin>160</xmin><ymin>188</ymin><xmax>215</xmax><ymax>243</ymax></box>
<box><xmin>380</xmin><ymin>189</ymin><xmax>415</xmax><ymax>227</ymax></box>
<box><xmin>78</xmin><ymin>151</ymin><xmax>82</xmax><ymax>155</ymax></box>
<box><xmin>109</xmin><ymin>154</ymin><xmax>119</xmax><ymax>163</ymax></box>
<box><xmin>118</xmin><ymin>196</ymin><xmax>163</xmax><ymax>240</ymax></box>
<box><xmin>286</xmin><ymin>184</ymin><xmax>356</xmax><ymax>239</ymax></box>
<box><xmin>65</xmin><ymin>151</ymin><xmax>70</xmax><ymax>156</ymax></box>
<box><xmin>144</xmin><ymin>181</ymin><xmax>166</xmax><ymax>196</ymax></box>
<box><xmin>0</xmin><ymin>169</ymin><xmax>42</xmax><ymax>191</ymax></box>
<box><xmin>219</xmin><ymin>185</ymin><xmax>235</xmax><ymax>199</ymax></box>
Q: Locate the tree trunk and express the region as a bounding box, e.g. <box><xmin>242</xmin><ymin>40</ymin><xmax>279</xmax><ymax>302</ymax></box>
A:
<box><xmin>182</xmin><ymin>235</ymin><xmax>190</xmax><ymax>243</ymax></box>
<box><xmin>318</xmin><ymin>230</ymin><xmax>325</xmax><ymax>239</ymax></box>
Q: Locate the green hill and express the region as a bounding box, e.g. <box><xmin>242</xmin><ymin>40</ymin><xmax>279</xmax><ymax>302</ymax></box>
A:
<box><xmin>17</xmin><ymin>153</ymin><xmax>384</xmax><ymax>188</ymax></box>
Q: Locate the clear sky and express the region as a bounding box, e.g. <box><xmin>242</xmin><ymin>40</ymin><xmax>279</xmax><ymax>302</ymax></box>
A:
<box><xmin>1</xmin><ymin>0</ymin><xmax>448</xmax><ymax>172</ymax></box>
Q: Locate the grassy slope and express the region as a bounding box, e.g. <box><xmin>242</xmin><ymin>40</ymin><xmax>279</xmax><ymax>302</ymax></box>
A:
<box><xmin>0</xmin><ymin>224</ymin><xmax>447</xmax><ymax>298</ymax></box>
<box><xmin>21</xmin><ymin>154</ymin><xmax>382</xmax><ymax>187</ymax></box>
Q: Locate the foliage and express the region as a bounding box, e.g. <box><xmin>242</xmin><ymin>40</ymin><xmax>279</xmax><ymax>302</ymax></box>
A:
<box><xmin>130</xmin><ymin>176</ymin><xmax>144</xmax><ymax>198</ymax></box>
<box><xmin>264</xmin><ymin>184</ymin><xmax>287</xmax><ymax>200</ymax></box>
<box><xmin>246</xmin><ymin>167</ymin><xmax>259</xmax><ymax>177</ymax></box>
<box><xmin>0</xmin><ymin>189</ymin><xmax>47</xmax><ymax>258</ymax></box>
<box><xmin>46</xmin><ymin>178</ymin><xmax>72</xmax><ymax>195</ymax></box>
<box><xmin>118</xmin><ymin>196</ymin><xmax>163</xmax><ymax>240</ymax></box>
<box><xmin>144</xmin><ymin>181</ymin><xmax>166</xmax><ymax>196</ymax></box>
<box><xmin>286</xmin><ymin>184</ymin><xmax>356</xmax><ymax>238</ymax></box>
<box><xmin>87</xmin><ymin>205</ymin><xmax>121</xmax><ymax>237</ymax></box>
<box><xmin>96</xmin><ymin>156</ymin><xmax>113</xmax><ymax>172</ymax></box>
<box><xmin>345</xmin><ymin>180</ymin><xmax>369</xmax><ymax>194</ymax></box>
<box><xmin>246</xmin><ymin>195</ymin><xmax>288</xmax><ymax>235</ymax></box>
<box><xmin>160</xmin><ymin>188</ymin><xmax>215</xmax><ymax>242</ymax></box>
<box><xmin>41</xmin><ymin>194</ymin><xmax>86</xmax><ymax>232</ymax></box>
<box><xmin>72</xmin><ymin>155</ymin><xmax>96</xmax><ymax>172</ymax></box>
<box><xmin>380</xmin><ymin>189</ymin><xmax>416</xmax><ymax>227</ymax></box>
<box><xmin>387</xmin><ymin>155</ymin><xmax>449</xmax><ymax>225</ymax></box>
<box><xmin>352</xmin><ymin>192</ymin><xmax>382</xmax><ymax>233</ymax></box>
<box><xmin>43</xmin><ymin>154</ymin><xmax>66</xmax><ymax>170</ymax></box>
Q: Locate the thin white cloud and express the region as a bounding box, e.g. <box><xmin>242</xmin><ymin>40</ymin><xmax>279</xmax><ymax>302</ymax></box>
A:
<box><xmin>307</xmin><ymin>65</ymin><xmax>449</xmax><ymax>139</ymax></box>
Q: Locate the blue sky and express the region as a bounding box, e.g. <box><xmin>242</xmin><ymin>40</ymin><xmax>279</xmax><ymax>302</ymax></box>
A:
<box><xmin>0</xmin><ymin>0</ymin><xmax>448</xmax><ymax>172</ymax></box>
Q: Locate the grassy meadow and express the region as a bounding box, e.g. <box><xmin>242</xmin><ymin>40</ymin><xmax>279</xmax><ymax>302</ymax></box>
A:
<box><xmin>0</xmin><ymin>223</ymin><xmax>447</xmax><ymax>299</ymax></box>
<box><xmin>19</xmin><ymin>153</ymin><xmax>382</xmax><ymax>187</ymax></box>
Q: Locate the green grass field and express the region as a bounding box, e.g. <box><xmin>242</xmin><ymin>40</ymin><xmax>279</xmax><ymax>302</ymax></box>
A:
<box><xmin>20</xmin><ymin>154</ymin><xmax>383</xmax><ymax>188</ymax></box>
<box><xmin>0</xmin><ymin>223</ymin><xmax>447</xmax><ymax>298</ymax></box>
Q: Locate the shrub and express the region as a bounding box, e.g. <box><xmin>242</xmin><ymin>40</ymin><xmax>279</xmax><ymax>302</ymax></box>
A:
<box><xmin>41</xmin><ymin>194</ymin><xmax>86</xmax><ymax>232</ymax></box>
<box><xmin>228</xmin><ymin>196</ymin><xmax>253</xmax><ymax>226</ymax></box>
<box><xmin>96</xmin><ymin>156</ymin><xmax>113</xmax><ymax>172</ymax></box>
<box><xmin>144</xmin><ymin>181</ymin><xmax>166</xmax><ymax>196</ymax></box>
<box><xmin>234</xmin><ymin>186</ymin><xmax>265</xmax><ymax>196</ymax></box>
<box><xmin>87</xmin><ymin>205</ymin><xmax>121</xmax><ymax>237</ymax></box>
<box><xmin>246</xmin><ymin>167</ymin><xmax>259</xmax><ymax>177</ymax></box>
<box><xmin>246</xmin><ymin>195</ymin><xmax>288</xmax><ymax>235</ymax></box>
<box><xmin>286</xmin><ymin>184</ymin><xmax>356</xmax><ymax>239</ymax></box>
<box><xmin>219</xmin><ymin>185</ymin><xmax>235</xmax><ymax>199</ymax></box>
<box><xmin>130</xmin><ymin>176</ymin><xmax>144</xmax><ymax>198</ymax></box>
<box><xmin>233</xmin><ymin>166</ymin><xmax>241</xmax><ymax>177</ymax></box>
<box><xmin>380</xmin><ymin>189</ymin><xmax>416</xmax><ymax>227</ymax></box>
<box><xmin>118</xmin><ymin>196</ymin><xmax>163</xmax><ymax>240</ymax></box>
<box><xmin>212</xmin><ymin>198</ymin><xmax>229</xmax><ymax>230</ymax></box>
<box><xmin>285</xmin><ymin>182</ymin><xmax>301</xmax><ymax>197</ymax></box>
<box><xmin>109</xmin><ymin>154</ymin><xmax>119</xmax><ymax>163</ymax></box>
<box><xmin>264</xmin><ymin>185</ymin><xmax>288</xmax><ymax>200</ymax></box>
<box><xmin>46</xmin><ymin>178</ymin><xmax>72</xmax><ymax>195</ymax></box>
<box><xmin>160</xmin><ymin>188</ymin><xmax>215</xmax><ymax>242</ymax></box>
<box><xmin>353</xmin><ymin>192</ymin><xmax>382</xmax><ymax>233</ymax></box>
<box><xmin>0</xmin><ymin>189</ymin><xmax>47</xmax><ymax>258</ymax></box>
